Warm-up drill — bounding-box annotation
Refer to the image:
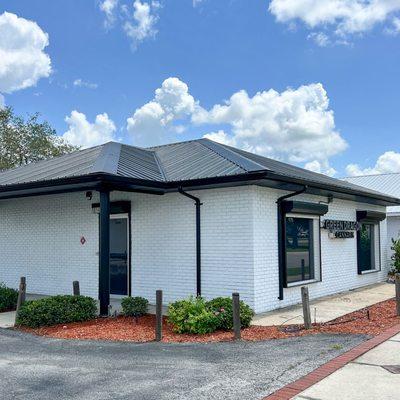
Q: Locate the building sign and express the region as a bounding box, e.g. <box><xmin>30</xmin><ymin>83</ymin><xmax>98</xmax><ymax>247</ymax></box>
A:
<box><xmin>322</xmin><ymin>219</ymin><xmax>360</xmax><ymax>239</ymax></box>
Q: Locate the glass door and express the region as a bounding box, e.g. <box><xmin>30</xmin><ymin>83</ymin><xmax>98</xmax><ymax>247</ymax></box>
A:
<box><xmin>110</xmin><ymin>215</ymin><xmax>129</xmax><ymax>296</ymax></box>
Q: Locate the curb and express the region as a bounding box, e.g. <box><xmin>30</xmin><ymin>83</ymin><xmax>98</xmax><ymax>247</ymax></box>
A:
<box><xmin>263</xmin><ymin>323</ymin><xmax>400</xmax><ymax>400</ymax></box>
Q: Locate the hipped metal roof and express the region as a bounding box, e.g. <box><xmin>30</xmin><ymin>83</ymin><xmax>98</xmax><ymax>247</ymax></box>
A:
<box><xmin>344</xmin><ymin>173</ymin><xmax>400</xmax><ymax>214</ymax></box>
<box><xmin>0</xmin><ymin>138</ymin><xmax>399</xmax><ymax>206</ymax></box>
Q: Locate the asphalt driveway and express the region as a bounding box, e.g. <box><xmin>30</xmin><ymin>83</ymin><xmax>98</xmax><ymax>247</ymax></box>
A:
<box><xmin>0</xmin><ymin>329</ymin><xmax>367</xmax><ymax>400</ymax></box>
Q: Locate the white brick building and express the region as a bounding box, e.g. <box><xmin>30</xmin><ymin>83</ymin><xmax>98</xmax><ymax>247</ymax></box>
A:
<box><xmin>0</xmin><ymin>140</ymin><xmax>398</xmax><ymax>314</ymax></box>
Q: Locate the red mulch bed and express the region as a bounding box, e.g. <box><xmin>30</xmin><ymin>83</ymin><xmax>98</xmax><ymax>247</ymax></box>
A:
<box><xmin>17</xmin><ymin>298</ymin><xmax>400</xmax><ymax>343</ymax></box>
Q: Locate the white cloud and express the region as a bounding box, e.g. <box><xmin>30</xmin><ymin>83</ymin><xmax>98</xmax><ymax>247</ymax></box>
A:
<box><xmin>308</xmin><ymin>32</ymin><xmax>331</xmax><ymax>47</ymax></box>
<box><xmin>269</xmin><ymin>0</ymin><xmax>400</xmax><ymax>43</ymax></box>
<box><xmin>304</xmin><ymin>160</ymin><xmax>336</xmax><ymax>177</ymax></box>
<box><xmin>0</xmin><ymin>94</ymin><xmax>4</xmax><ymax>108</ymax></box>
<box><xmin>0</xmin><ymin>12</ymin><xmax>51</xmax><ymax>94</ymax></box>
<box><xmin>99</xmin><ymin>0</ymin><xmax>119</xmax><ymax>28</ymax></box>
<box><xmin>127</xmin><ymin>77</ymin><xmax>197</xmax><ymax>146</ymax></box>
<box><xmin>63</xmin><ymin>111</ymin><xmax>117</xmax><ymax>148</ymax></box>
<box><xmin>123</xmin><ymin>1</ymin><xmax>160</xmax><ymax>48</ymax></box>
<box><xmin>73</xmin><ymin>78</ymin><xmax>98</xmax><ymax>89</ymax></box>
<box><xmin>385</xmin><ymin>16</ymin><xmax>400</xmax><ymax>34</ymax></box>
<box><xmin>194</xmin><ymin>83</ymin><xmax>347</xmax><ymax>175</ymax></box>
<box><xmin>126</xmin><ymin>78</ymin><xmax>345</xmax><ymax>174</ymax></box>
<box><xmin>346</xmin><ymin>151</ymin><xmax>400</xmax><ymax>176</ymax></box>
<box><xmin>203</xmin><ymin>130</ymin><xmax>237</xmax><ymax>146</ymax></box>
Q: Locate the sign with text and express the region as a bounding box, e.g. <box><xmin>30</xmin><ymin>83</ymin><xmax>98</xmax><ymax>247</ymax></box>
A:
<box><xmin>322</xmin><ymin>219</ymin><xmax>360</xmax><ymax>239</ymax></box>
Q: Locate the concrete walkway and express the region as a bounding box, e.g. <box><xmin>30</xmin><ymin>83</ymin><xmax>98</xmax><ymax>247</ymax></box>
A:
<box><xmin>293</xmin><ymin>332</ymin><xmax>400</xmax><ymax>399</ymax></box>
<box><xmin>0</xmin><ymin>311</ymin><xmax>16</xmax><ymax>328</ymax></box>
<box><xmin>253</xmin><ymin>283</ymin><xmax>394</xmax><ymax>326</ymax></box>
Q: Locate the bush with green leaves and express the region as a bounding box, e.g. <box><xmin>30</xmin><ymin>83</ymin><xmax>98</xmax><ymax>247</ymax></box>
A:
<box><xmin>168</xmin><ymin>296</ymin><xmax>254</xmax><ymax>334</ymax></box>
<box><xmin>16</xmin><ymin>295</ymin><xmax>97</xmax><ymax>328</ymax></box>
<box><xmin>121</xmin><ymin>296</ymin><xmax>149</xmax><ymax>318</ymax></box>
<box><xmin>206</xmin><ymin>297</ymin><xmax>254</xmax><ymax>330</ymax></box>
<box><xmin>390</xmin><ymin>237</ymin><xmax>400</xmax><ymax>275</ymax></box>
<box><xmin>0</xmin><ymin>283</ymin><xmax>18</xmax><ymax>312</ymax></box>
<box><xmin>168</xmin><ymin>296</ymin><xmax>219</xmax><ymax>334</ymax></box>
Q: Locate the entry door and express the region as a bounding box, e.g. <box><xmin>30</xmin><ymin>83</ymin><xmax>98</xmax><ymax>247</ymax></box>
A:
<box><xmin>110</xmin><ymin>215</ymin><xmax>129</xmax><ymax>296</ymax></box>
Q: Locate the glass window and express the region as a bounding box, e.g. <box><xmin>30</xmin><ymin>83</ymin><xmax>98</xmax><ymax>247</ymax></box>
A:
<box><xmin>285</xmin><ymin>216</ymin><xmax>315</xmax><ymax>284</ymax></box>
<box><xmin>357</xmin><ymin>223</ymin><xmax>377</xmax><ymax>273</ymax></box>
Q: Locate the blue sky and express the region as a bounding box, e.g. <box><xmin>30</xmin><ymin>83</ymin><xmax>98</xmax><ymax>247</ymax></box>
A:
<box><xmin>1</xmin><ymin>0</ymin><xmax>400</xmax><ymax>177</ymax></box>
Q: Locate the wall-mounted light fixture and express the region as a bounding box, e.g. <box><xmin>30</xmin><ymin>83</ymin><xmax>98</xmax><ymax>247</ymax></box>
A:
<box><xmin>86</xmin><ymin>191</ymin><xmax>93</xmax><ymax>201</ymax></box>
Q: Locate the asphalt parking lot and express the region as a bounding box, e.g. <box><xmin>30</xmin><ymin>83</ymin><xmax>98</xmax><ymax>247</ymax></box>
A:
<box><xmin>0</xmin><ymin>329</ymin><xmax>367</xmax><ymax>400</ymax></box>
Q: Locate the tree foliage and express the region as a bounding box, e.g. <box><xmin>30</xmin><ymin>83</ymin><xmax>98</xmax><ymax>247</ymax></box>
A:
<box><xmin>0</xmin><ymin>107</ymin><xmax>78</xmax><ymax>171</ymax></box>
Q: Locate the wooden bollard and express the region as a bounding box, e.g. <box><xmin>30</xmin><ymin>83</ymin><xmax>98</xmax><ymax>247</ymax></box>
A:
<box><xmin>15</xmin><ymin>277</ymin><xmax>26</xmax><ymax>319</ymax></box>
<box><xmin>73</xmin><ymin>281</ymin><xmax>80</xmax><ymax>296</ymax></box>
<box><xmin>301</xmin><ymin>286</ymin><xmax>312</xmax><ymax>330</ymax></box>
<box><xmin>232</xmin><ymin>292</ymin><xmax>241</xmax><ymax>340</ymax></box>
<box><xmin>396</xmin><ymin>274</ymin><xmax>400</xmax><ymax>317</ymax></box>
<box><xmin>155</xmin><ymin>290</ymin><xmax>163</xmax><ymax>342</ymax></box>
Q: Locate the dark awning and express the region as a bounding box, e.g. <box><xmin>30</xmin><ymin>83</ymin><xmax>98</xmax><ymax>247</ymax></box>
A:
<box><xmin>356</xmin><ymin>210</ymin><xmax>386</xmax><ymax>222</ymax></box>
<box><xmin>281</xmin><ymin>200</ymin><xmax>328</xmax><ymax>216</ymax></box>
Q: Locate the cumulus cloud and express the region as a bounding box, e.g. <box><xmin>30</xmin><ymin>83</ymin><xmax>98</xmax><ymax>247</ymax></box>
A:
<box><xmin>269</xmin><ymin>0</ymin><xmax>400</xmax><ymax>44</ymax></box>
<box><xmin>346</xmin><ymin>151</ymin><xmax>400</xmax><ymax>176</ymax></box>
<box><xmin>127</xmin><ymin>77</ymin><xmax>197</xmax><ymax>146</ymax></box>
<box><xmin>123</xmin><ymin>1</ymin><xmax>160</xmax><ymax>48</ymax></box>
<box><xmin>308</xmin><ymin>32</ymin><xmax>331</xmax><ymax>47</ymax></box>
<box><xmin>99</xmin><ymin>0</ymin><xmax>119</xmax><ymax>28</ymax></box>
<box><xmin>126</xmin><ymin>78</ymin><xmax>345</xmax><ymax>175</ymax></box>
<box><xmin>73</xmin><ymin>78</ymin><xmax>98</xmax><ymax>89</ymax></box>
<box><xmin>194</xmin><ymin>83</ymin><xmax>347</xmax><ymax>175</ymax></box>
<box><xmin>0</xmin><ymin>12</ymin><xmax>51</xmax><ymax>94</ymax></box>
<box><xmin>63</xmin><ymin>111</ymin><xmax>117</xmax><ymax>148</ymax></box>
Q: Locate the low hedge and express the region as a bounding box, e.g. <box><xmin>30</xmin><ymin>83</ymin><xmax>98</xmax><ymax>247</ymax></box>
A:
<box><xmin>207</xmin><ymin>297</ymin><xmax>254</xmax><ymax>330</ymax></box>
<box><xmin>168</xmin><ymin>296</ymin><xmax>254</xmax><ymax>334</ymax></box>
<box><xmin>0</xmin><ymin>283</ymin><xmax>18</xmax><ymax>312</ymax></box>
<box><xmin>16</xmin><ymin>295</ymin><xmax>97</xmax><ymax>328</ymax></box>
<box><xmin>121</xmin><ymin>296</ymin><xmax>148</xmax><ymax>318</ymax></box>
<box><xmin>168</xmin><ymin>297</ymin><xmax>219</xmax><ymax>334</ymax></box>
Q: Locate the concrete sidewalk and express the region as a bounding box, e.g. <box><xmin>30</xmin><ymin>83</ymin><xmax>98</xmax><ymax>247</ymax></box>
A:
<box><xmin>0</xmin><ymin>311</ymin><xmax>16</xmax><ymax>328</ymax></box>
<box><xmin>253</xmin><ymin>283</ymin><xmax>394</xmax><ymax>326</ymax></box>
<box><xmin>293</xmin><ymin>332</ymin><xmax>400</xmax><ymax>400</ymax></box>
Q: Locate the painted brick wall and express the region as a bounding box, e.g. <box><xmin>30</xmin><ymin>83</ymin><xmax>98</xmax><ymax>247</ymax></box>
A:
<box><xmin>0</xmin><ymin>186</ymin><xmax>390</xmax><ymax>314</ymax></box>
<box><xmin>253</xmin><ymin>186</ymin><xmax>389</xmax><ymax>313</ymax></box>
<box><xmin>112</xmin><ymin>187</ymin><xmax>255</xmax><ymax>307</ymax></box>
<box><xmin>0</xmin><ymin>192</ymin><xmax>99</xmax><ymax>297</ymax></box>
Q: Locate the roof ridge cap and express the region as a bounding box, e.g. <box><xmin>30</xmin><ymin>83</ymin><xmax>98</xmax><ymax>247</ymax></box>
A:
<box><xmin>199</xmin><ymin>138</ymin><xmax>266</xmax><ymax>172</ymax></box>
<box><xmin>91</xmin><ymin>142</ymin><xmax>122</xmax><ymax>175</ymax></box>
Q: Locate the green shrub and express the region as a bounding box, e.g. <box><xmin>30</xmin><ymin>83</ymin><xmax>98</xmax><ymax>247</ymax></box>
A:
<box><xmin>121</xmin><ymin>296</ymin><xmax>148</xmax><ymax>317</ymax></box>
<box><xmin>168</xmin><ymin>297</ymin><xmax>219</xmax><ymax>334</ymax></box>
<box><xmin>206</xmin><ymin>297</ymin><xmax>254</xmax><ymax>330</ymax></box>
<box><xmin>16</xmin><ymin>295</ymin><xmax>97</xmax><ymax>328</ymax></box>
<box><xmin>390</xmin><ymin>238</ymin><xmax>400</xmax><ymax>275</ymax></box>
<box><xmin>0</xmin><ymin>283</ymin><xmax>18</xmax><ymax>312</ymax></box>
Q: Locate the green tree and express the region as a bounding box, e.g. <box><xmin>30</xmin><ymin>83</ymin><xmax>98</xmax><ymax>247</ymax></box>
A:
<box><xmin>0</xmin><ymin>107</ymin><xmax>78</xmax><ymax>171</ymax></box>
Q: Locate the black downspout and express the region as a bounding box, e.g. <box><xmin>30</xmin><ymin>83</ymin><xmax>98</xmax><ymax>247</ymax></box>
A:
<box><xmin>276</xmin><ymin>186</ymin><xmax>307</xmax><ymax>301</ymax></box>
<box><xmin>99</xmin><ymin>189</ymin><xmax>111</xmax><ymax>316</ymax></box>
<box><xmin>178</xmin><ymin>187</ymin><xmax>202</xmax><ymax>297</ymax></box>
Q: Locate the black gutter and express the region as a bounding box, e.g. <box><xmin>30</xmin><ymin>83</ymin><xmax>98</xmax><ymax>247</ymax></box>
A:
<box><xmin>276</xmin><ymin>185</ymin><xmax>308</xmax><ymax>301</ymax></box>
<box><xmin>1</xmin><ymin>169</ymin><xmax>400</xmax><ymax>205</ymax></box>
<box><xmin>178</xmin><ymin>187</ymin><xmax>202</xmax><ymax>297</ymax></box>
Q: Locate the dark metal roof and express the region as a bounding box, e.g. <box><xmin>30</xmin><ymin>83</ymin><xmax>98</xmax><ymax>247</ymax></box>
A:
<box><xmin>0</xmin><ymin>138</ymin><xmax>399</xmax><ymax>206</ymax></box>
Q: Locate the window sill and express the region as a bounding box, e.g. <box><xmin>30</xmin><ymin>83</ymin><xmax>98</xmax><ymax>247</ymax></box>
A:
<box><xmin>359</xmin><ymin>269</ymin><xmax>380</xmax><ymax>275</ymax></box>
<box><xmin>286</xmin><ymin>279</ymin><xmax>320</xmax><ymax>288</ymax></box>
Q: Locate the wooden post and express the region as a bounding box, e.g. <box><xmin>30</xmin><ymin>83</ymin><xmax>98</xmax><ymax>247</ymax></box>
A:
<box><xmin>15</xmin><ymin>277</ymin><xmax>26</xmax><ymax>319</ymax></box>
<box><xmin>395</xmin><ymin>274</ymin><xmax>400</xmax><ymax>317</ymax></box>
<box><xmin>232</xmin><ymin>292</ymin><xmax>241</xmax><ymax>340</ymax></box>
<box><xmin>155</xmin><ymin>290</ymin><xmax>163</xmax><ymax>342</ymax></box>
<box><xmin>301</xmin><ymin>286</ymin><xmax>312</xmax><ymax>330</ymax></box>
<box><xmin>73</xmin><ymin>281</ymin><xmax>80</xmax><ymax>296</ymax></box>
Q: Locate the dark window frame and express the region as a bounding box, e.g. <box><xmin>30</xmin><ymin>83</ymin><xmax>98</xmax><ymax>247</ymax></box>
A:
<box><xmin>357</xmin><ymin>221</ymin><xmax>381</xmax><ymax>274</ymax></box>
<box><xmin>283</xmin><ymin>214</ymin><xmax>322</xmax><ymax>287</ymax></box>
